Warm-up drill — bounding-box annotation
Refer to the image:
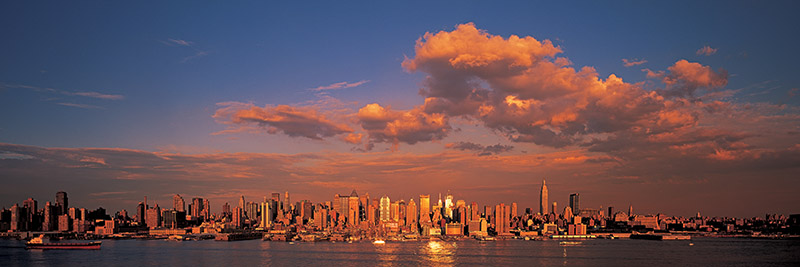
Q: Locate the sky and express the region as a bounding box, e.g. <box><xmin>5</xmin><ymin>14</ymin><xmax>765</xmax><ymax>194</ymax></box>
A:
<box><xmin>1</xmin><ymin>1</ymin><xmax>798</xmax><ymax>218</ymax></box>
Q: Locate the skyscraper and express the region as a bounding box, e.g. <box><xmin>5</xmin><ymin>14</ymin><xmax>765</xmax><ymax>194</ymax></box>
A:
<box><xmin>239</xmin><ymin>195</ymin><xmax>245</xmax><ymax>209</ymax></box>
<box><xmin>419</xmin><ymin>195</ymin><xmax>430</xmax><ymax>223</ymax></box>
<box><xmin>284</xmin><ymin>191</ymin><xmax>290</xmax><ymax>213</ymax></box>
<box><xmin>173</xmin><ymin>194</ymin><xmax>185</xmax><ymax>212</ymax></box>
<box><xmin>192</xmin><ymin>198</ymin><xmax>204</xmax><ymax>219</ymax></box>
<box><xmin>445</xmin><ymin>191</ymin><xmax>454</xmax><ymax>219</ymax></box>
<box><xmin>56</xmin><ymin>191</ymin><xmax>68</xmax><ymax>214</ymax></box>
<box><xmin>348</xmin><ymin>190</ymin><xmax>359</xmax><ymax>226</ymax></box>
<box><xmin>379</xmin><ymin>195</ymin><xmax>390</xmax><ymax>222</ymax></box>
<box><xmin>540</xmin><ymin>179</ymin><xmax>548</xmax><ymax>215</ymax></box>
<box><xmin>407</xmin><ymin>199</ymin><xmax>417</xmax><ymax>227</ymax></box>
<box><xmin>569</xmin><ymin>193</ymin><xmax>580</xmax><ymax>215</ymax></box>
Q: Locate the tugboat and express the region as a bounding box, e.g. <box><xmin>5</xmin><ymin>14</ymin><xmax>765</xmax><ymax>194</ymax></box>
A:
<box><xmin>26</xmin><ymin>235</ymin><xmax>102</xmax><ymax>250</ymax></box>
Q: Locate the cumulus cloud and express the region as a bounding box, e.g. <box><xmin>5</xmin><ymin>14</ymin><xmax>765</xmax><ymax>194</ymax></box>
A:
<box><xmin>445</xmin><ymin>141</ymin><xmax>513</xmax><ymax>156</ymax></box>
<box><xmin>357</xmin><ymin>103</ymin><xmax>450</xmax><ymax>150</ymax></box>
<box><xmin>622</xmin><ymin>58</ymin><xmax>647</xmax><ymax>67</ymax></box>
<box><xmin>646</xmin><ymin>59</ymin><xmax>728</xmax><ymax>97</ymax></box>
<box><xmin>213</xmin><ymin>102</ymin><xmax>353</xmax><ymax>140</ymax></box>
<box><xmin>696</xmin><ymin>45</ymin><xmax>717</xmax><ymax>56</ymax></box>
<box><xmin>402</xmin><ymin>23</ymin><xmax>698</xmax><ymax>147</ymax></box>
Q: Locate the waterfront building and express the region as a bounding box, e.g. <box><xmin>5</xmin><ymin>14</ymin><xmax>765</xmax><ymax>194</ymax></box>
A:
<box><xmin>407</xmin><ymin>199</ymin><xmax>417</xmax><ymax>228</ymax></box>
<box><xmin>146</xmin><ymin>204</ymin><xmax>161</xmax><ymax>229</ymax></box>
<box><xmin>348</xmin><ymin>190</ymin><xmax>359</xmax><ymax>226</ymax></box>
<box><xmin>419</xmin><ymin>195</ymin><xmax>430</xmax><ymax>223</ymax></box>
<box><xmin>379</xmin><ymin>195</ymin><xmax>390</xmax><ymax>222</ymax></box>
<box><xmin>570</xmin><ymin>193</ymin><xmax>580</xmax><ymax>216</ymax></box>
<box><xmin>173</xmin><ymin>194</ymin><xmax>185</xmax><ymax>212</ymax></box>
<box><xmin>56</xmin><ymin>191</ymin><xmax>68</xmax><ymax>214</ymax></box>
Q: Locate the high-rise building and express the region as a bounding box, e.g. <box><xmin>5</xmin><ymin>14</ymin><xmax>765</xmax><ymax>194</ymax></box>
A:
<box><xmin>284</xmin><ymin>191</ymin><xmax>290</xmax><ymax>213</ymax></box>
<box><xmin>222</xmin><ymin>203</ymin><xmax>231</xmax><ymax>217</ymax></box>
<box><xmin>191</xmin><ymin>198</ymin><xmax>204</xmax><ymax>218</ymax></box>
<box><xmin>552</xmin><ymin>202</ymin><xmax>557</xmax><ymax>215</ymax></box>
<box><xmin>569</xmin><ymin>193</ymin><xmax>580</xmax><ymax>215</ymax></box>
<box><xmin>43</xmin><ymin>201</ymin><xmax>55</xmax><ymax>231</ymax></box>
<box><xmin>540</xmin><ymin>179</ymin><xmax>548</xmax><ymax>215</ymax></box>
<box><xmin>348</xmin><ymin>190</ymin><xmax>359</xmax><ymax>226</ymax></box>
<box><xmin>419</xmin><ymin>195</ymin><xmax>430</xmax><ymax>223</ymax></box>
<box><xmin>232</xmin><ymin>207</ymin><xmax>243</xmax><ymax>228</ymax></box>
<box><xmin>203</xmin><ymin>199</ymin><xmax>210</xmax><ymax>220</ymax></box>
<box><xmin>22</xmin><ymin>198</ymin><xmax>37</xmax><ymax>225</ymax></box>
<box><xmin>628</xmin><ymin>204</ymin><xmax>633</xmax><ymax>216</ymax></box>
<box><xmin>379</xmin><ymin>196</ymin><xmax>390</xmax><ymax>222</ymax></box>
<box><xmin>511</xmin><ymin>202</ymin><xmax>518</xmax><ymax>218</ymax></box>
<box><xmin>137</xmin><ymin>201</ymin><xmax>146</xmax><ymax>225</ymax></box>
<box><xmin>407</xmin><ymin>199</ymin><xmax>418</xmax><ymax>227</ymax></box>
<box><xmin>239</xmin><ymin>196</ymin><xmax>245</xmax><ymax>209</ymax></box>
<box><xmin>260</xmin><ymin>200</ymin><xmax>272</xmax><ymax>228</ymax></box>
<box><xmin>173</xmin><ymin>194</ymin><xmax>185</xmax><ymax>212</ymax></box>
<box><xmin>56</xmin><ymin>191</ymin><xmax>68</xmax><ymax>214</ymax></box>
<box><xmin>145</xmin><ymin>204</ymin><xmax>161</xmax><ymax>229</ymax></box>
<box><xmin>445</xmin><ymin>191</ymin><xmax>454</xmax><ymax>219</ymax></box>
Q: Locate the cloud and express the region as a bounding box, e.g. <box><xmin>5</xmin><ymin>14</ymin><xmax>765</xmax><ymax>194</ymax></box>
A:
<box><xmin>696</xmin><ymin>46</ymin><xmax>718</xmax><ymax>56</ymax></box>
<box><xmin>57</xmin><ymin>102</ymin><xmax>105</xmax><ymax>109</ymax></box>
<box><xmin>213</xmin><ymin>102</ymin><xmax>353</xmax><ymax>140</ymax></box>
<box><xmin>622</xmin><ymin>58</ymin><xmax>647</xmax><ymax>67</ymax></box>
<box><xmin>163</xmin><ymin>38</ymin><xmax>194</xmax><ymax>47</ymax></box>
<box><xmin>69</xmin><ymin>91</ymin><xmax>124</xmax><ymax>100</ymax></box>
<box><xmin>310</xmin><ymin>80</ymin><xmax>370</xmax><ymax>91</ymax></box>
<box><xmin>1</xmin><ymin>83</ymin><xmax>124</xmax><ymax>101</ymax></box>
<box><xmin>181</xmin><ymin>50</ymin><xmax>209</xmax><ymax>63</ymax></box>
<box><xmin>647</xmin><ymin>59</ymin><xmax>728</xmax><ymax>97</ymax></box>
<box><xmin>445</xmin><ymin>141</ymin><xmax>513</xmax><ymax>156</ymax></box>
<box><xmin>402</xmin><ymin>23</ymin><xmax>696</xmax><ymax>148</ymax></box>
<box><xmin>357</xmin><ymin>103</ymin><xmax>450</xmax><ymax>150</ymax></box>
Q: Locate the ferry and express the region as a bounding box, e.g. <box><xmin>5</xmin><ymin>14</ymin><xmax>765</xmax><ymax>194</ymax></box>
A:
<box><xmin>26</xmin><ymin>235</ymin><xmax>102</xmax><ymax>250</ymax></box>
<box><xmin>372</xmin><ymin>240</ymin><xmax>386</xmax><ymax>244</ymax></box>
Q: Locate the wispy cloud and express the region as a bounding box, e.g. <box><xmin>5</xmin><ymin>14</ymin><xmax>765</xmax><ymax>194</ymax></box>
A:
<box><xmin>181</xmin><ymin>50</ymin><xmax>209</xmax><ymax>63</ymax></box>
<box><xmin>310</xmin><ymin>80</ymin><xmax>370</xmax><ymax>92</ymax></box>
<box><xmin>69</xmin><ymin>91</ymin><xmax>124</xmax><ymax>100</ymax></box>
<box><xmin>161</xmin><ymin>38</ymin><xmax>194</xmax><ymax>47</ymax></box>
<box><xmin>696</xmin><ymin>45</ymin><xmax>718</xmax><ymax>56</ymax></box>
<box><xmin>1</xmin><ymin>83</ymin><xmax>124</xmax><ymax>100</ymax></box>
<box><xmin>161</xmin><ymin>38</ymin><xmax>208</xmax><ymax>63</ymax></box>
<box><xmin>57</xmin><ymin>102</ymin><xmax>104</xmax><ymax>109</ymax></box>
<box><xmin>622</xmin><ymin>58</ymin><xmax>647</xmax><ymax>67</ymax></box>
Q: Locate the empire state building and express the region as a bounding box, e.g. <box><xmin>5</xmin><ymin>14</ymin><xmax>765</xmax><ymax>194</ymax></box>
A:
<box><xmin>540</xmin><ymin>179</ymin><xmax>548</xmax><ymax>215</ymax></box>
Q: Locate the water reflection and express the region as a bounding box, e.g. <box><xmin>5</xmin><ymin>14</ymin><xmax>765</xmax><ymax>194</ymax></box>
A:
<box><xmin>259</xmin><ymin>240</ymin><xmax>272</xmax><ymax>266</ymax></box>
<box><xmin>372</xmin><ymin>241</ymin><xmax>397</xmax><ymax>267</ymax></box>
<box><xmin>420</xmin><ymin>240</ymin><xmax>456</xmax><ymax>266</ymax></box>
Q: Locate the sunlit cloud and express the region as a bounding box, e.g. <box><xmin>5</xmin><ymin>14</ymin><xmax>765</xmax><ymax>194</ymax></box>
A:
<box><xmin>213</xmin><ymin>101</ymin><xmax>353</xmax><ymax>140</ymax></box>
<box><xmin>622</xmin><ymin>58</ymin><xmax>647</xmax><ymax>67</ymax></box>
<box><xmin>445</xmin><ymin>141</ymin><xmax>513</xmax><ymax>156</ymax></box>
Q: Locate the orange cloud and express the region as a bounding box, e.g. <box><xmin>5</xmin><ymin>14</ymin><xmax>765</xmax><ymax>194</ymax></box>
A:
<box><xmin>659</xmin><ymin>59</ymin><xmax>728</xmax><ymax>97</ymax></box>
<box><xmin>357</xmin><ymin>103</ymin><xmax>450</xmax><ymax>150</ymax></box>
<box><xmin>622</xmin><ymin>58</ymin><xmax>647</xmax><ymax>67</ymax></box>
<box><xmin>213</xmin><ymin>102</ymin><xmax>352</xmax><ymax>140</ymax></box>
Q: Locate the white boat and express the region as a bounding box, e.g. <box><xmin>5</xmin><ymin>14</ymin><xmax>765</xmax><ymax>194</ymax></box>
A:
<box><xmin>373</xmin><ymin>240</ymin><xmax>386</xmax><ymax>244</ymax></box>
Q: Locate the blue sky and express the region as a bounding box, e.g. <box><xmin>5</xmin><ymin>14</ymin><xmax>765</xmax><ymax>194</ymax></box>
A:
<box><xmin>1</xmin><ymin>1</ymin><xmax>798</xmax><ymax>216</ymax></box>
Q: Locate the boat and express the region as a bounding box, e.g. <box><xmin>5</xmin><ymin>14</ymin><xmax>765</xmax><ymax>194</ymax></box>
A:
<box><xmin>373</xmin><ymin>240</ymin><xmax>386</xmax><ymax>244</ymax></box>
<box><xmin>26</xmin><ymin>235</ymin><xmax>101</xmax><ymax>250</ymax></box>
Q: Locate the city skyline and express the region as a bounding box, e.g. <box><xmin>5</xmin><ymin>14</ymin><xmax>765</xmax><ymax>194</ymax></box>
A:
<box><xmin>2</xmin><ymin>1</ymin><xmax>800</xmax><ymax>218</ymax></box>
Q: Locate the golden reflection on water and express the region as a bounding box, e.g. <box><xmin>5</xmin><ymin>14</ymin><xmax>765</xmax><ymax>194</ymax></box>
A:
<box><xmin>420</xmin><ymin>240</ymin><xmax>456</xmax><ymax>266</ymax></box>
<box><xmin>375</xmin><ymin>242</ymin><xmax>398</xmax><ymax>267</ymax></box>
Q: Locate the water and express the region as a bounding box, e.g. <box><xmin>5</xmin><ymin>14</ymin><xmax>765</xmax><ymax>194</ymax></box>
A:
<box><xmin>1</xmin><ymin>237</ymin><xmax>798</xmax><ymax>266</ymax></box>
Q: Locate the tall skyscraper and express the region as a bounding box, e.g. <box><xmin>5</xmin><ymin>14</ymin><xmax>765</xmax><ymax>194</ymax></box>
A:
<box><xmin>419</xmin><ymin>195</ymin><xmax>430</xmax><ymax>223</ymax></box>
<box><xmin>23</xmin><ymin>198</ymin><xmax>37</xmax><ymax>224</ymax></box>
<box><xmin>407</xmin><ymin>199</ymin><xmax>418</xmax><ymax>227</ymax></box>
<box><xmin>552</xmin><ymin>202</ymin><xmax>557</xmax><ymax>215</ymax></box>
<box><xmin>284</xmin><ymin>191</ymin><xmax>290</xmax><ymax>213</ymax></box>
<box><xmin>569</xmin><ymin>193</ymin><xmax>580</xmax><ymax>215</ymax></box>
<box><xmin>192</xmin><ymin>198</ymin><xmax>204</xmax><ymax>218</ymax></box>
<box><xmin>348</xmin><ymin>190</ymin><xmax>359</xmax><ymax>226</ymax></box>
<box><xmin>173</xmin><ymin>194</ymin><xmax>185</xmax><ymax>212</ymax></box>
<box><xmin>379</xmin><ymin>195</ymin><xmax>390</xmax><ymax>222</ymax></box>
<box><xmin>260</xmin><ymin>200</ymin><xmax>272</xmax><ymax>228</ymax></box>
<box><xmin>239</xmin><ymin>196</ymin><xmax>245</xmax><ymax>209</ymax></box>
<box><xmin>540</xmin><ymin>179</ymin><xmax>548</xmax><ymax>215</ymax></box>
<box><xmin>445</xmin><ymin>191</ymin><xmax>454</xmax><ymax>219</ymax></box>
<box><xmin>137</xmin><ymin>202</ymin><xmax>146</xmax><ymax>225</ymax></box>
<box><xmin>56</xmin><ymin>191</ymin><xmax>68</xmax><ymax>214</ymax></box>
